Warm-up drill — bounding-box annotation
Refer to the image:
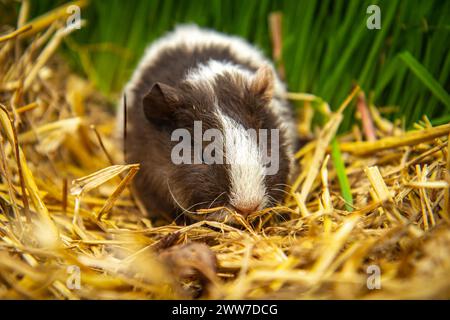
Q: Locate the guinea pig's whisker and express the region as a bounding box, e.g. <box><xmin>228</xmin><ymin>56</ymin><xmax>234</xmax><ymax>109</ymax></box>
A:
<box><xmin>208</xmin><ymin>191</ymin><xmax>227</xmax><ymax>209</ymax></box>
<box><xmin>186</xmin><ymin>201</ymin><xmax>211</xmax><ymax>213</ymax></box>
<box><xmin>270</xmin><ymin>187</ymin><xmax>291</xmax><ymax>197</ymax></box>
<box><xmin>273</xmin><ymin>183</ymin><xmax>291</xmax><ymax>187</ymax></box>
<box><xmin>173</xmin><ymin>200</ymin><xmax>211</xmax><ymax>223</ymax></box>
<box><xmin>258</xmin><ymin>194</ymin><xmax>289</xmax><ymax>223</ymax></box>
<box><xmin>166</xmin><ymin>179</ymin><xmax>198</xmax><ymax>215</ymax></box>
<box><xmin>266</xmin><ymin>194</ymin><xmax>277</xmax><ymax>205</ymax></box>
<box><xmin>273</xmin><ymin>183</ymin><xmax>293</xmax><ymax>191</ymax></box>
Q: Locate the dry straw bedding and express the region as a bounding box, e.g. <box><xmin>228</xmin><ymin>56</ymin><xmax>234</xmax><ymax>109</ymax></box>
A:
<box><xmin>0</xmin><ymin>2</ymin><xmax>449</xmax><ymax>299</ymax></box>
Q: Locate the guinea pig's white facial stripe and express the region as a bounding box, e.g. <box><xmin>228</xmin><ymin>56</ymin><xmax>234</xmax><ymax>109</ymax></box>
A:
<box><xmin>215</xmin><ymin>108</ymin><xmax>267</xmax><ymax>211</ymax></box>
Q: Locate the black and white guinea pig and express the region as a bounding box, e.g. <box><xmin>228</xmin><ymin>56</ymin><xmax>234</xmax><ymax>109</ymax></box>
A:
<box><xmin>118</xmin><ymin>25</ymin><xmax>298</xmax><ymax>223</ymax></box>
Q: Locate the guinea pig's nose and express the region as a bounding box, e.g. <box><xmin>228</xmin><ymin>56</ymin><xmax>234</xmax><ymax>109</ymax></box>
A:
<box><xmin>233</xmin><ymin>203</ymin><xmax>260</xmax><ymax>217</ymax></box>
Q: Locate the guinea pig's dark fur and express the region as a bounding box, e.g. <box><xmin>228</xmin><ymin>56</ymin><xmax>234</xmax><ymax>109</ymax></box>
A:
<box><xmin>119</xmin><ymin>25</ymin><xmax>298</xmax><ymax>223</ymax></box>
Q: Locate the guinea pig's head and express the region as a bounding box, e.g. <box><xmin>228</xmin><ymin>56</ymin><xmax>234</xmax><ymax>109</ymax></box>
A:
<box><xmin>142</xmin><ymin>62</ymin><xmax>292</xmax><ymax>223</ymax></box>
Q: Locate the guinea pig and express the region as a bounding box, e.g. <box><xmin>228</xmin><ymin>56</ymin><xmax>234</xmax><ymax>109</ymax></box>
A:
<box><xmin>118</xmin><ymin>25</ymin><xmax>298</xmax><ymax>223</ymax></box>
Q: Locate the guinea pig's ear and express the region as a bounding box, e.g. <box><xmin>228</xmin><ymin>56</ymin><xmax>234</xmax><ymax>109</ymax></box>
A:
<box><xmin>142</xmin><ymin>82</ymin><xmax>181</xmax><ymax>126</ymax></box>
<box><xmin>249</xmin><ymin>65</ymin><xmax>274</xmax><ymax>105</ymax></box>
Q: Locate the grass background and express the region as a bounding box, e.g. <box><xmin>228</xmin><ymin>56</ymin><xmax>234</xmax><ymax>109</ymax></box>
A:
<box><xmin>6</xmin><ymin>0</ymin><xmax>450</xmax><ymax>130</ymax></box>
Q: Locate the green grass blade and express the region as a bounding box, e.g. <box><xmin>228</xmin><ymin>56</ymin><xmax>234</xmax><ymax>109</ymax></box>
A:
<box><xmin>331</xmin><ymin>138</ymin><xmax>353</xmax><ymax>211</ymax></box>
<box><xmin>399</xmin><ymin>51</ymin><xmax>450</xmax><ymax>111</ymax></box>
